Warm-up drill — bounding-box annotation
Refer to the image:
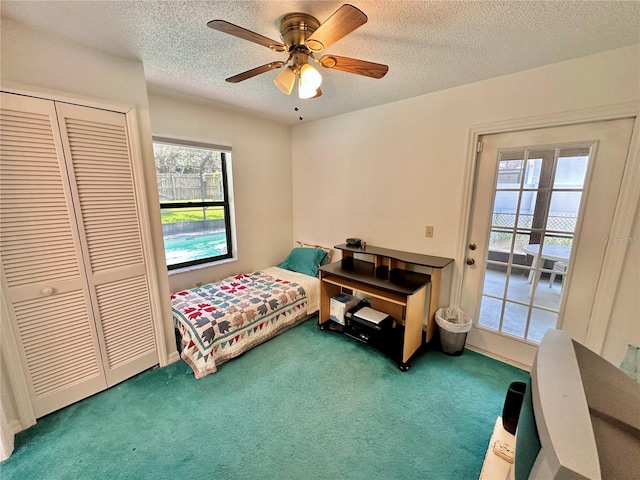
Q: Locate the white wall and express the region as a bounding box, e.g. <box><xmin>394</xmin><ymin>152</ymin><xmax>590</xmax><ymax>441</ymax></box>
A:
<box><xmin>291</xmin><ymin>44</ymin><xmax>640</xmax><ymax>366</ymax></box>
<box><xmin>147</xmin><ymin>90</ymin><xmax>293</xmax><ymax>293</ymax></box>
<box><xmin>0</xmin><ymin>16</ymin><xmax>175</xmax><ymax>429</ymax></box>
<box><xmin>602</xmin><ymin>207</ymin><xmax>640</xmax><ymax>363</ymax></box>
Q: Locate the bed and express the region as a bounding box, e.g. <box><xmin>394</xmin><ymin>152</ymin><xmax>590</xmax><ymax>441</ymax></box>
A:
<box><xmin>171</xmin><ymin>245</ymin><xmax>332</xmax><ymax>378</ymax></box>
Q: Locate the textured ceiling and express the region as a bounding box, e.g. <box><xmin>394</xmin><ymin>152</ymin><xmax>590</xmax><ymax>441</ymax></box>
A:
<box><xmin>2</xmin><ymin>1</ymin><xmax>639</xmax><ymax>125</ymax></box>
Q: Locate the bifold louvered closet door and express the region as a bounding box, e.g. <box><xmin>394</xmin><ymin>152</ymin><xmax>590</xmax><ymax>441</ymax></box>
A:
<box><xmin>0</xmin><ymin>92</ymin><xmax>158</xmax><ymax>418</ymax></box>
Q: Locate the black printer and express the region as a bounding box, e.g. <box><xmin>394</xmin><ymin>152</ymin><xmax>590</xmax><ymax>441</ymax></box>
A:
<box><xmin>344</xmin><ymin>306</ymin><xmax>393</xmax><ymax>345</ymax></box>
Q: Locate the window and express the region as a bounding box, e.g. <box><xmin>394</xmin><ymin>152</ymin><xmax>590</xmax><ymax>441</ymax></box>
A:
<box><xmin>480</xmin><ymin>146</ymin><xmax>590</xmax><ymax>343</ymax></box>
<box><xmin>153</xmin><ymin>137</ymin><xmax>233</xmax><ymax>270</ymax></box>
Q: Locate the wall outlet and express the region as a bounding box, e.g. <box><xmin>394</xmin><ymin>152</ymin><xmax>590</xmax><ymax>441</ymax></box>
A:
<box><xmin>425</xmin><ymin>226</ymin><xmax>434</xmax><ymax>238</ymax></box>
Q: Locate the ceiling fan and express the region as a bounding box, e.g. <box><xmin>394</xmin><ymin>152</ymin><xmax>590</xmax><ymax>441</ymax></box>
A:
<box><xmin>207</xmin><ymin>4</ymin><xmax>389</xmax><ymax>99</ymax></box>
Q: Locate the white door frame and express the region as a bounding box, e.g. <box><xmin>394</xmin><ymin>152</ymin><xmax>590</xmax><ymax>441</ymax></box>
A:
<box><xmin>453</xmin><ymin>102</ymin><xmax>639</xmax><ymax>365</ymax></box>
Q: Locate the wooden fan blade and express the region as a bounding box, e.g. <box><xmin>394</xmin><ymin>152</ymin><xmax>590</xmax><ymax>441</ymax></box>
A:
<box><xmin>305</xmin><ymin>4</ymin><xmax>367</xmax><ymax>53</ymax></box>
<box><xmin>207</xmin><ymin>20</ymin><xmax>286</xmax><ymax>52</ymax></box>
<box><xmin>225</xmin><ymin>62</ymin><xmax>285</xmax><ymax>83</ymax></box>
<box><xmin>319</xmin><ymin>55</ymin><xmax>388</xmax><ymax>79</ymax></box>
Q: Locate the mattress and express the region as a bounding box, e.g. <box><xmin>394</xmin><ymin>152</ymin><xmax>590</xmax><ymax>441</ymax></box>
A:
<box><xmin>172</xmin><ymin>266</ymin><xmax>319</xmax><ymax>378</ymax></box>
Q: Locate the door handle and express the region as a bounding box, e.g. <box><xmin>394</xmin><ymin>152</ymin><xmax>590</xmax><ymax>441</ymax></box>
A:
<box><xmin>469</xmin><ymin>243</ymin><xmax>477</xmax><ymax>250</ymax></box>
<box><xmin>41</xmin><ymin>287</ymin><xmax>55</xmax><ymax>295</ymax></box>
<box><xmin>466</xmin><ymin>258</ymin><xmax>475</xmax><ymax>265</ymax></box>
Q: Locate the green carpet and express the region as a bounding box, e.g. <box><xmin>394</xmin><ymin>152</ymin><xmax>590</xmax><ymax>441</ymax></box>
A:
<box><xmin>1</xmin><ymin>316</ymin><xmax>528</xmax><ymax>479</ymax></box>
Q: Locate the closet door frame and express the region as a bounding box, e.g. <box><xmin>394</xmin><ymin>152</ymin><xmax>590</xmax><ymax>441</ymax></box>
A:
<box><xmin>1</xmin><ymin>82</ymin><xmax>169</xmax><ymax>432</ymax></box>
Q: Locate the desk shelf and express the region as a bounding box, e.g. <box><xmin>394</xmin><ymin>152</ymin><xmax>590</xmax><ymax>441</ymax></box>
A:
<box><xmin>319</xmin><ymin>244</ymin><xmax>453</xmax><ymax>371</ymax></box>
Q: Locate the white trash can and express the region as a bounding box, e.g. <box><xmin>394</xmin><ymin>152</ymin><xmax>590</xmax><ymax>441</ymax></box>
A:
<box><xmin>435</xmin><ymin>307</ymin><xmax>472</xmax><ymax>356</ymax></box>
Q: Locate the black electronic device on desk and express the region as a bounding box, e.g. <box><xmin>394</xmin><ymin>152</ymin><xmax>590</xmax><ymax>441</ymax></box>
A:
<box><xmin>345</xmin><ymin>238</ymin><xmax>362</xmax><ymax>247</ymax></box>
<box><xmin>344</xmin><ymin>306</ymin><xmax>392</xmax><ymax>345</ymax></box>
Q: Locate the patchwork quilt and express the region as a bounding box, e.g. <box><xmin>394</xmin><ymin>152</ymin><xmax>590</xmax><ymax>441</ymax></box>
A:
<box><xmin>172</xmin><ymin>267</ymin><xmax>318</xmax><ymax>378</ymax></box>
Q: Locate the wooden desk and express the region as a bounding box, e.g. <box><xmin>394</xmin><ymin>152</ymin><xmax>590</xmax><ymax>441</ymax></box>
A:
<box><xmin>319</xmin><ymin>244</ymin><xmax>453</xmax><ymax>370</ymax></box>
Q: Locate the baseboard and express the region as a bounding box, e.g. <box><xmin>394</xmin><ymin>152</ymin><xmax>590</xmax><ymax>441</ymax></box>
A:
<box><xmin>466</xmin><ymin>344</ymin><xmax>531</xmax><ymax>373</ymax></box>
<box><xmin>0</xmin><ymin>420</ymin><xmax>20</xmax><ymax>462</ymax></box>
<box><xmin>166</xmin><ymin>350</ymin><xmax>181</xmax><ymax>365</ymax></box>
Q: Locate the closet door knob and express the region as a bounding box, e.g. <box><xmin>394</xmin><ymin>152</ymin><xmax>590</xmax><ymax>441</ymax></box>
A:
<box><xmin>41</xmin><ymin>287</ymin><xmax>54</xmax><ymax>295</ymax></box>
<box><xmin>466</xmin><ymin>258</ymin><xmax>475</xmax><ymax>266</ymax></box>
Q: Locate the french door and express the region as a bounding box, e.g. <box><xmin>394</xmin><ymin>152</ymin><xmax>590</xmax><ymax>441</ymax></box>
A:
<box><xmin>460</xmin><ymin>118</ymin><xmax>635</xmax><ymax>367</ymax></box>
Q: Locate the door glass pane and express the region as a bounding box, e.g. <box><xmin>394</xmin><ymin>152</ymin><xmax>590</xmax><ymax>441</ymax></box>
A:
<box><xmin>548</xmin><ymin>191</ymin><xmax>581</xmax><ymax>232</ymax></box>
<box><xmin>477</xmin><ymin>144</ymin><xmax>589</xmax><ymax>344</ymax></box>
<box><xmin>517</xmin><ymin>191</ymin><xmax>537</xmax><ymax>228</ymax></box>
<box><xmin>543</xmin><ymin>233</ymin><xmax>573</xmax><ymax>249</ymax></box>
<box><xmin>523</xmin><ymin>157</ymin><xmax>543</xmax><ymax>189</ymax></box>
<box><xmin>493</xmin><ymin>191</ymin><xmax>519</xmax><ymax>228</ymax></box>
<box><xmin>488</xmin><ymin>229</ymin><xmax>512</xmax><ymax>254</ymax></box>
<box><xmin>514</xmin><ymin>233</ymin><xmax>534</xmax><ymax>256</ymax></box>
<box><xmin>521</xmin><ymin>241</ymin><xmax>541</xmax><ymax>258</ymax></box>
<box><xmin>532</xmin><ymin>282</ymin><xmax>562</xmax><ymax>310</ymax></box>
<box><xmin>497</xmin><ymin>158</ymin><xmax>524</xmax><ymax>188</ymax></box>
<box><xmin>530</xmin><ymin>190</ymin><xmax>551</xmax><ymax>231</ymax></box>
<box><xmin>554</xmin><ymin>151</ymin><xmax>589</xmax><ymax>189</ymax></box>
<box><xmin>502</xmin><ymin>302</ymin><xmax>528</xmax><ymax>337</ymax></box>
<box><xmin>483</xmin><ymin>267</ymin><xmax>506</xmax><ymax>296</ymax></box>
<box><xmin>505</xmin><ymin>270</ymin><xmax>531</xmax><ymax>303</ymax></box>
<box><xmin>478</xmin><ymin>296</ymin><xmax>503</xmax><ymax>329</ymax></box>
<box><xmin>528</xmin><ymin>309</ymin><xmax>558</xmax><ymax>343</ymax></box>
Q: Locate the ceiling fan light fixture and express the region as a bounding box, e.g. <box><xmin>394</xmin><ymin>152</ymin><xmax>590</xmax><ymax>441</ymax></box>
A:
<box><xmin>210</xmin><ymin>4</ymin><xmax>387</xmax><ymax>100</ymax></box>
<box><xmin>299</xmin><ymin>63</ymin><xmax>322</xmax><ymax>92</ymax></box>
<box><xmin>274</xmin><ymin>66</ymin><xmax>296</xmax><ymax>95</ymax></box>
<box><xmin>298</xmin><ymin>81</ymin><xmax>321</xmax><ymax>99</ymax></box>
